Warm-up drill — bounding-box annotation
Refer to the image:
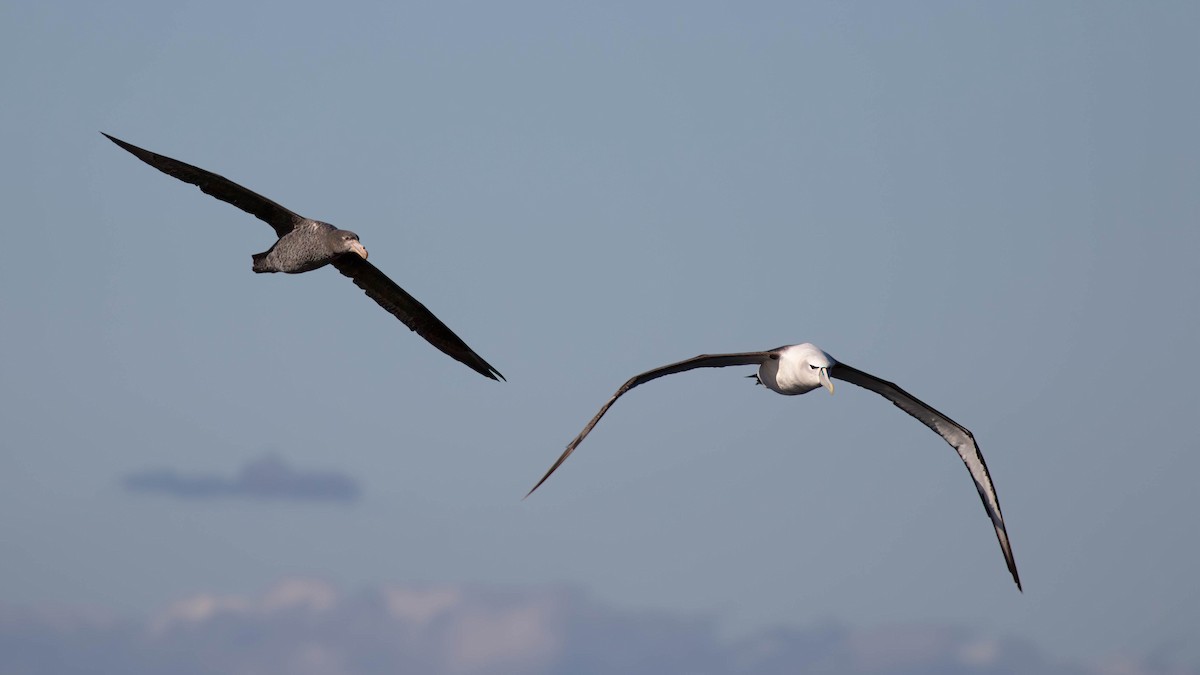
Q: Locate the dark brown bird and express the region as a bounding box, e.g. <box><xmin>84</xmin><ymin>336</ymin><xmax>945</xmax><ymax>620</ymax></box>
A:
<box><xmin>103</xmin><ymin>133</ymin><xmax>503</xmax><ymax>381</ymax></box>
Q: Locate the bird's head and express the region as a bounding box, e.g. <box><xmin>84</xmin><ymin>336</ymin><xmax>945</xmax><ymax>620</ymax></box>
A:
<box><xmin>334</xmin><ymin>229</ymin><xmax>368</xmax><ymax>260</ymax></box>
<box><xmin>793</xmin><ymin>343</ymin><xmax>836</xmax><ymax>394</ymax></box>
<box><xmin>757</xmin><ymin>343</ymin><xmax>836</xmax><ymax>395</ymax></box>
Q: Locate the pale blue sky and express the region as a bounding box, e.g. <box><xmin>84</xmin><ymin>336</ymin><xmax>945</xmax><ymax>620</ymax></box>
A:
<box><xmin>1</xmin><ymin>0</ymin><xmax>1198</xmax><ymax>670</ymax></box>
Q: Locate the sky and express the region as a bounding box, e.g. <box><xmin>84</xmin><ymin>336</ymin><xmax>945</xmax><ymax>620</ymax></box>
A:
<box><xmin>1</xmin><ymin>1</ymin><xmax>1198</xmax><ymax>672</ymax></box>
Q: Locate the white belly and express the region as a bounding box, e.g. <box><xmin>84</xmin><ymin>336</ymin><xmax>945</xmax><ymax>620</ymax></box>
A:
<box><xmin>758</xmin><ymin>357</ymin><xmax>820</xmax><ymax>395</ymax></box>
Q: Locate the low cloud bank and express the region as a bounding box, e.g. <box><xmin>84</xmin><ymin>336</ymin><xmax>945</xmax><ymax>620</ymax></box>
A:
<box><xmin>1</xmin><ymin>580</ymin><xmax>1193</xmax><ymax>675</ymax></box>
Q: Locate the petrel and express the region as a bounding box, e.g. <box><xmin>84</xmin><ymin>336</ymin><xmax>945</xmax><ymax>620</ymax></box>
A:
<box><xmin>103</xmin><ymin>133</ymin><xmax>502</xmax><ymax>381</ymax></box>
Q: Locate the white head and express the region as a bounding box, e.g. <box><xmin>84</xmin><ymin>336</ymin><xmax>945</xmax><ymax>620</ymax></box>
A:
<box><xmin>756</xmin><ymin>343</ymin><xmax>837</xmax><ymax>395</ymax></box>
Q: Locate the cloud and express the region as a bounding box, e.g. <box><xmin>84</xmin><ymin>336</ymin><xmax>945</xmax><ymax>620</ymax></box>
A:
<box><xmin>121</xmin><ymin>453</ymin><xmax>361</xmax><ymax>503</ymax></box>
<box><xmin>1</xmin><ymin>581</ymin><xmax>1195</xmax><ymax>675</ymax></box>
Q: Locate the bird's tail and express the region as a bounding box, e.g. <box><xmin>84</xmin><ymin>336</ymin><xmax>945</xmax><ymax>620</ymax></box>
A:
<box><xmin>251</xmin><ymin>252</ymin><xmax>271</xmax><ymax>273</ymax></box>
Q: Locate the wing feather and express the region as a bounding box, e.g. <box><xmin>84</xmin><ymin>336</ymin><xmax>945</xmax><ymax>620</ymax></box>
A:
<box><xmin>525</xmin><ymin>352</ymin><xmax>770</xmax><ymax>497</ymax></box>
<box><xmin>830</xmin><ymin>363</ymin><xmax>1021</xmax><ymax>590</ymax></box>
<box><xmin>332</xmin><ymin>255</ymin><xmax>503</xmax><ymax>381</ymax></box>
<box><xmin>103</xmin><ymin>133</ymin><xmax>303</xmax><ymax>237</ymax></box>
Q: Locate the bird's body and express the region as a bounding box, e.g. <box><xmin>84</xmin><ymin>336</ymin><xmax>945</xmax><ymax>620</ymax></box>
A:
<box><xmin>756</xmin><ymin>343</ymin><xmax>834</xmax><ymax>395</ymax></box>
<box><xmin>527</xmin><ymin>342</ymin><xmax>1022</xmax><ymax>591</ymax></box>
<box><xmin>103</xmin><ymin>133</ymin><xmax>502</xmax><ymax>381</ymax></box>
<box><xmin>251</xmin><ymin>221</ymin><xmax>364</xmax><ymax>274</ymax></box>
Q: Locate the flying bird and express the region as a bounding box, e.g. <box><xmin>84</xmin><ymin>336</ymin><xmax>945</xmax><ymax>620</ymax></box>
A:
<box><xmin>526</xmin><ymin>343</ymin><xmax>1021</xmax><ymax>590</ymax></box>
<box><xmin>103</xmin><ymin>133</ymin><xmax>503</xmax><ymax>381</ymax></box>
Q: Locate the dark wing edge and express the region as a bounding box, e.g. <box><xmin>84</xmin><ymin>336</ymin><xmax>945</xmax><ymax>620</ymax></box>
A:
<box><xmin>332</xmin><ymin>255</ymin><xmax>504</xmax><ymax>381</ymax></box>
<box><xmin>830</xmin><ymin>362</ymin><xmax>1022</xmax><ymax>591</ymax></box>
<box><xmin>102</xmin><ymin>132</ymin><xmax>304</xmax><ymax>237</ymax></box>
<box><xmin>524</xmin><ymin>351</ymin><xmax>771</xmax><ymax>499</ymax></box>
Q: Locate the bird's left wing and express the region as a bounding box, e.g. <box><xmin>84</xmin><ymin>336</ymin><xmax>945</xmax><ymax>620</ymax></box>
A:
<box><xmin>830</xmin><ymin>363</ymin><xmax>1022</xmax><ymax>591</ymax></box>
<box><xmin>525</xmin><ymin>351</ymin><xmax>772</xmax><ymax>498</ymax></box>
<box><xmin>332</xmin><ymin>254</ymin><xmax>504</xmax><ymax>381</ymax></box>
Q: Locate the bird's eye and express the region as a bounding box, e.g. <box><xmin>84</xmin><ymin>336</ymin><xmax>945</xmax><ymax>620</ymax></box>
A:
<box><xmin>809</xmin><ymin>364</ymin><xmax>818</xmax><ymax>369</ymax></box>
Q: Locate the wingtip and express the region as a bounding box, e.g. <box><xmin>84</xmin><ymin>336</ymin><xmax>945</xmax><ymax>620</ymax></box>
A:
<box><xmin>1003</xmin><ymin>547</ymin><xmax>1022</xmax><ymax>592</ymax></box>
<box><xmin>522</xmin><ymin>483</ymin><xmax>541</xmax><ymax>501</ymax></box>
<box><xmin>469</xmin><ymin>358</ymin><xmax>504</xmax><ymax>382</ymax></box>
<box><xmin>523</xmin><ymin>470</ymin><xmax>554</xmax><ymax>500</ymax></box>
<box><xmin>101</xmin><ymin>132</ymin><xmax>138</xmax><ymax>154</ymax></box>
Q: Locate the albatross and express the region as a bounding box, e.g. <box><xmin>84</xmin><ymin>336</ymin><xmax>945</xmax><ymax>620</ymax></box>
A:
<box><xmin>103</xmin><ymin>133</ymin><xmax>502</xmax><ymax>381</ymax></box>
<box><xmin>525</xmin><ymin>343</ymin><xmax>1021</xmax><ymax>590</ymax></box>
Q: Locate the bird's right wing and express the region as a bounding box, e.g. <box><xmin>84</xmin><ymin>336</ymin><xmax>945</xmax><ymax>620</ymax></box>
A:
<box><xmin>103</xmin><ymin>133</ymin><xmax>304</xmax><ymax>237</ymax></box>
<box><xmin>332</xmin><ymin>254</ymin><xmax>504</xmax><ymax>382</ymax></box>
<box><xmin>525</xmin><ymin>351</ymin><xmax>772</xmax><ymax>498</ymax></box>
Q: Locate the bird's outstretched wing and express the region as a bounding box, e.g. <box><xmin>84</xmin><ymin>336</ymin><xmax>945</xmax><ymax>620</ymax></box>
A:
<box><xmin>332</xmin><ymin>254</ymin><xmax>504</xmax><ymax>382</ymax></box>
<box><xmin>526</xmin><ymin>351</ymin><xmax>771</xmax><ymax>498</ymax></box>
<box><xmin>830</xmin><ymin>362</ymin><xmax>1021</xmax><ymax>591</ymax></box>
<box><xmin>103</xmin><ymin>133</ymin><xmax>304</xmax><ymax>237</ymax></box>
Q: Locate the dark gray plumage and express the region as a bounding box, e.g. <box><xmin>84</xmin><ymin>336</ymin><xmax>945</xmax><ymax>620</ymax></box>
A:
<box><xmin>103</xmin><ymin>133</ymin><xmax>503</xmax><ymax>381</ymax></box>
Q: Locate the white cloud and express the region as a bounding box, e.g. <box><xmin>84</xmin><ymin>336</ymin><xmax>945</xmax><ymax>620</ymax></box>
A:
<box><xmin>446</xmin><ymin>600</ymin><xmax>562</xmax><ymax>674</ymax></box>
<box><xmin>151</xmin><ymin>593</ymin><xmax>252</xmax><ymax>633</ymax></box>
<box><xmin>381</xmin><ymin>585</ymin><xmax>463</xmax><ymax>626</ymax></box>
<box><xmin>958</xmin><ymin>637</ymin><xmax>1000</xmax><ymax>667</ymax></box>
<box><xmin>260</xmin><ymin>579</ymin><xmax>338</xmax><ymax>614</ymax></box>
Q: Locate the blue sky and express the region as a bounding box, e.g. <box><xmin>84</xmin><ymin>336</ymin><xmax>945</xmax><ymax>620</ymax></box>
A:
<box><xmin>1</xmin><ymin>1</ymin><xmax>1198</xmax><ymax>671</ymax></box>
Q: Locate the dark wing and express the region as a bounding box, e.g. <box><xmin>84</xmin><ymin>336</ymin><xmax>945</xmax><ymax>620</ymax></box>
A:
<box><xmin>525</xmin><ymin>351</ymin><xmax>771</xmax><ymax>498</ymax></box>
<box><xmin>332</xmin><ymin>254</ymin><xmax>503</xmax><ymax>381</ymax></box>
<box><xmin>103</xmin><ymin>133</ymin><xmax>304</xmax><ymax>237</ymax></box>
<box><xmin>830</xmin><ymin>363</ymin><xmax>1021</xmax><ymax>591</ymax></box>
